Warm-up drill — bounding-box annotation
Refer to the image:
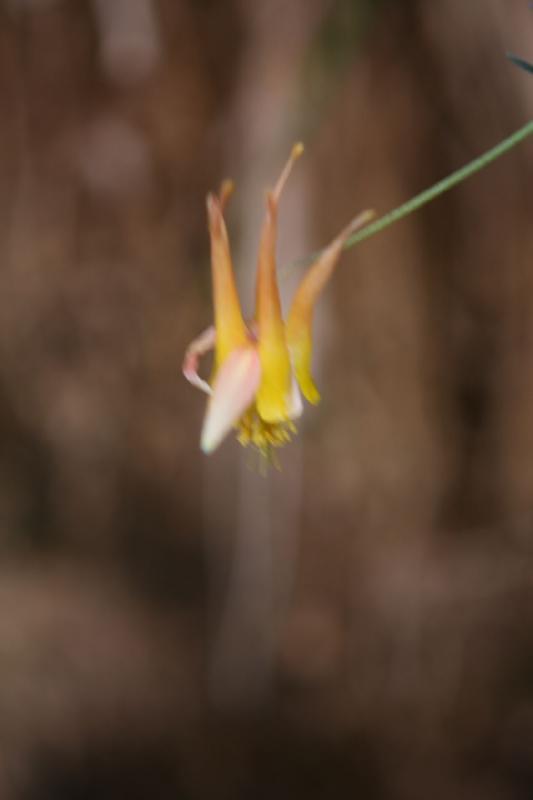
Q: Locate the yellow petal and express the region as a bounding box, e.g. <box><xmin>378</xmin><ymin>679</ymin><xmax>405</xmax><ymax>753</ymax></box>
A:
<box><xmin>255</xmin><ymin>144</ymin><xmax>304</xmax><ymax>423</ymax></box>
<box><xmin>286</xmin><ymin>209</ymin><xmax>375</xmax><ymax>404</ymax></box>
<box><xmin>206</xmin><ymin>186</ymin><xmax>249</xmax><ymax>368</ymax></box>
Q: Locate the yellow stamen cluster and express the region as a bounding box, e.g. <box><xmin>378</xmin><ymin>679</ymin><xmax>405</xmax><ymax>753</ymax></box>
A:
<box><xmin>236</xmin><ymin>408</ymin><xmax>297</xmax><ymax>458</ymax></box>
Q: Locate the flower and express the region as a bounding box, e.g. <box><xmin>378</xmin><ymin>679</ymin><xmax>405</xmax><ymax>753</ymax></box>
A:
<box><xmin>183</xmin><ymin>144</ymin><xmax>374</xmax><ymax>460</ymax></box>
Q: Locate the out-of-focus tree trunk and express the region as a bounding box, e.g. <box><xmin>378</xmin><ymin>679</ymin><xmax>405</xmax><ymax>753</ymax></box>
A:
<box><xmin>206</xmin><ymin>0</ymin><xmax>329</xmax><ymax>709</ymax></box>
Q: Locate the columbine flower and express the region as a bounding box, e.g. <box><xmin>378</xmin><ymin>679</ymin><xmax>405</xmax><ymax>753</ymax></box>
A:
<box><xmin>183</xmin><ymin>143</ymin><xmax>374</xmax><ymax>460</ymax></box>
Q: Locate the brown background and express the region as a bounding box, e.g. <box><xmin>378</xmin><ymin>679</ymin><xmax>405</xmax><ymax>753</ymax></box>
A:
<box><xmin>0</xmin><ymin>0</ymin><xmax>532</xmax><ymax>798</ymax></box>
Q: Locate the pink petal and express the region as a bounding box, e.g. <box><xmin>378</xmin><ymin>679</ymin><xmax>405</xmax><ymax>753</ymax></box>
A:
<box><xmin>182</xmin><ymin>326</ymin><xmax>216</xmax><ymax>395</ymax></box>
<box><xmin>201</xmin><ymin>347</ymin><xmax>261</xmax><ymax>454</ymax></box>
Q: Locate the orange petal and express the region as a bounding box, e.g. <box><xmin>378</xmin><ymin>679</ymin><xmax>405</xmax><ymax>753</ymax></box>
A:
<box><xmin>254</xmin><ymin>144</ymin><xmax>304</xmax><ymax>423</ymax></box>
<box><xmin>286</xmin><ymin>209</ymin><xmax>375</xmax><ymax>404</ymax></box>
<box><xmin>207</xmin><ymin>189</ymin><xmax>249</xmax><ymax>368</ymax></box>
<box><xmin>201</xmin><ymin>346</ymin><xmax>261</xmax><ymax>453</ymax></box>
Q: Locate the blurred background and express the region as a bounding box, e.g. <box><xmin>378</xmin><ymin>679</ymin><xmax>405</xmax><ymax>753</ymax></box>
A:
<box><xmin>0</xmin><ymin>0</ymin><xmax>532</xmax><ymax>797</ymax></box>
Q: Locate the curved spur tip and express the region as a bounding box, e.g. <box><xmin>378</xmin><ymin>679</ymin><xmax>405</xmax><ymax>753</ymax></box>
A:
<box><xmin>360</xmin><ymin>208</ymin><xmax>376</xmax><ymax>225</ymax></box>
<box><xmin>219</xmin><ymin>179</ymin><xmax>235</xmax><ymax>210</ymax></box>
<box><xmin>292</xmin><ymin>142</ymin><xmax>304</xmax><ymax>159</ymax></box>
<box><xmin>349</xmin><ymin>208</ymin><xmax>376</xmax><ymax>234</ymax></box>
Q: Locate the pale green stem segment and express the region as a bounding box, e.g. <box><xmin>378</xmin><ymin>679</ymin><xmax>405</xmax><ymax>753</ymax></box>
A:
<box><xmin>291</xmin><ymin>120</ymin><xmax>533</xmax><ymax>269</ymax></box>
<box><xmin>344</xmin><ymin>120</ymin><xmax>533</xmax><ymax>251</ymax></box>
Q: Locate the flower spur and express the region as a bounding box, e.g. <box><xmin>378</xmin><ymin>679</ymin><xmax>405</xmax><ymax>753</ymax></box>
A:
<box><xmin>183</xmin><ymin>144</ymin><xmax>374</xmax><ymax>461</ymax></box>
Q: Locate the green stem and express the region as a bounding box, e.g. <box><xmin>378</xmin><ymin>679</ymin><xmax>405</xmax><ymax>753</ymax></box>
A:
<box><xmin>285</xmin><ymin>120</ymin><xmax>533</xmax><ymax>275</ymax></box>
<box><xmin>343</xmin><ymin>120</ymin><xmax>533</xmax><ymax>251</ymax></box>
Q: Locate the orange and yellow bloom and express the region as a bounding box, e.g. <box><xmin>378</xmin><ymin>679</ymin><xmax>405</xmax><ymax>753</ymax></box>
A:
<box><xmin>183</xmin><ymin>144</ymin><xmax>374</xmax><ymax>460</ymax></box>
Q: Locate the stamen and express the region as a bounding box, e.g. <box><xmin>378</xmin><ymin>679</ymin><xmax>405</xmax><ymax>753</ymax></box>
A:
<box><xmin>237</xmin><ymin>409</ymin><xmax>297</xmax><ymax>460</ymax></box>
<box><xmin>272</xmin><ymin>142</ymin><xmax>304</xmax><ymax>204</ymax></box>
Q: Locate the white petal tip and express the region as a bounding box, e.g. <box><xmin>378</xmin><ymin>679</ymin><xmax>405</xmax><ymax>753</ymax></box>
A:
<box><xmin>200</xmin><ymin>406</ymin><xmax>227</xmax><ymax>454</ymax></box>
<box><xmin>288</xmin><ymin>374</ymin><xmax>304</xmax><ymax>419</ymax></box>
<box><xmin>199</xmin><ymin>347</ymin><xmax>261</xmax><ymax>456</ymax></box>
<box><xmin>200</xmin><ymin>425</ymin><xmax>221</xmax><ymax>454</ymax></box>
